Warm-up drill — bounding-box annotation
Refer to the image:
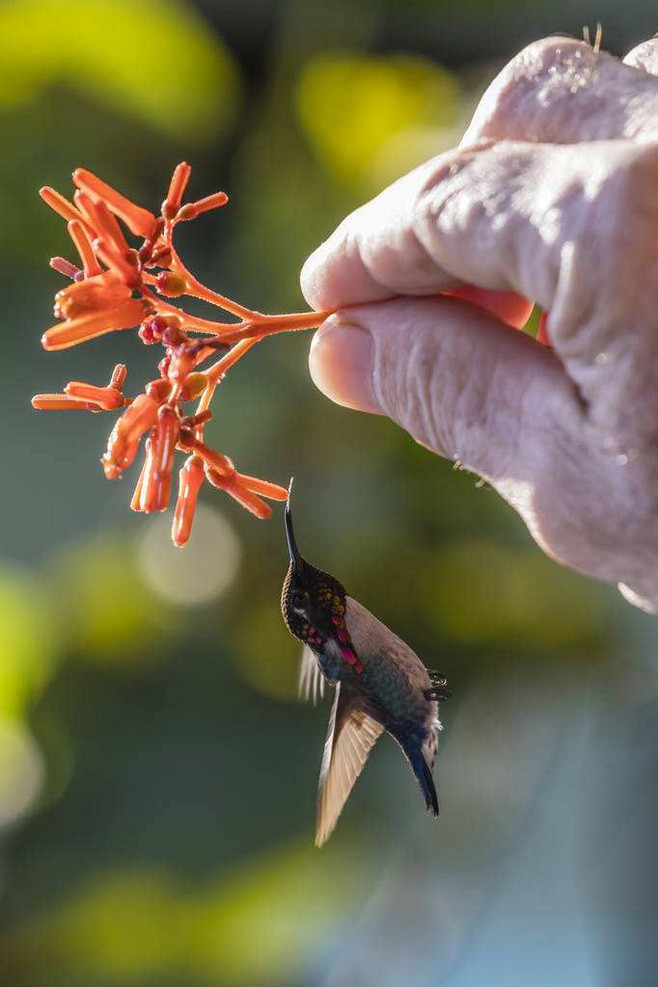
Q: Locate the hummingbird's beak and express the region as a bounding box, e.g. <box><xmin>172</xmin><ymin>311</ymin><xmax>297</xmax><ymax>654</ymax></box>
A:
<box><xmin>285</xmin><ymin>478</ymin><xmax>304</xmax><ymax>571</ymax></box>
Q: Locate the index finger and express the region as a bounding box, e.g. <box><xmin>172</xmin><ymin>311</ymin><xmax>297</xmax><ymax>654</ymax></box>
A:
<box><xmin>301</xmin><ymin>138</ymin><xmax>622</xmax><ymax>313</ymax></box>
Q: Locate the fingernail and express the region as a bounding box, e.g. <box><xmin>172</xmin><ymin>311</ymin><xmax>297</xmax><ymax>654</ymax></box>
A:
<box><xmin>309</xmin><ymin>316</ymin><xmax>379</xmax><ymax>414</ymax></box>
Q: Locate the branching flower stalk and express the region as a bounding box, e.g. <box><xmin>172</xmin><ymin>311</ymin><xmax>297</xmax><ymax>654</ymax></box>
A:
<box><xmin>33</xmin><ymin>164</ymin><xmax>333</xmax><ymax>546</ymax></box>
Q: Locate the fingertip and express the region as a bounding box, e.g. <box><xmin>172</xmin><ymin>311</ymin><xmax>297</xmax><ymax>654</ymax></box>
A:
<box><xmin>300</xmin><ymin>245</ymin><xmax>329</xmax><ymax>310</ymax></box>
<box><xmin>309</xmin><ymin>316</ymin><xmax>380</xmax><ymax>414</ymax></box>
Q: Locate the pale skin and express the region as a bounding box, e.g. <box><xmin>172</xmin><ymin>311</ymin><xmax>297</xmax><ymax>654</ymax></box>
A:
<box><xmin>302</xmin><ymin>35</ymin><xmax>658</xmax><ymax>613</ymax></box>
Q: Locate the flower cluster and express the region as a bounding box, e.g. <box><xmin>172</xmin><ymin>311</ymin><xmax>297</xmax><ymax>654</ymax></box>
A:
<box><xmin>33</xmin><ymin>164</ymin><xmax>331</xmax><ymax>546</ymax></box>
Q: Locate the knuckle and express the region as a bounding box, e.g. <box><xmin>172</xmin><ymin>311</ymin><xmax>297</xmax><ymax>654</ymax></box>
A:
<box><xmin>467</xmin><ymin>36</ymin><xmax>597</xmax><ymax>140</ymax></box>
<box><xmin>589</xmin><ymin>142</ymin><xmax>658</xmax><ymax>291</ymax></box>
<box><xmin>606</xmin><ymin>139</ymin><xmax>658</xmax><ymax>214</ymax></box>
<box><xmin>413</xmin><ymin>141</ymin><xmax>510</xmax><ymax>262</ymax></box>
<box><xmin>549</xmin><ymin>142</ymin><xmax>658</xmax><ymax>363</ymax></box>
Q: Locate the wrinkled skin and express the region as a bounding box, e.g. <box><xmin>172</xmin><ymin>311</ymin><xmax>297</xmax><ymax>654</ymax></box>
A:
<box><xmin>302</xmin><ymin>36</ymin><xmax>658</xmax><ymax>613</ymax></box>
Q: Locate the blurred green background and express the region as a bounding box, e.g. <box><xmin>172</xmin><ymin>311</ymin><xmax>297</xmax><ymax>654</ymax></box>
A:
<box><xmin>1</xmin><ymin>1</ymin><xmax>658</xmax><ymax>985</ymax></box>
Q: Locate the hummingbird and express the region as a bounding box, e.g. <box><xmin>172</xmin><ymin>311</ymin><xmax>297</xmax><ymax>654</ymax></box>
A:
<box><xmin>280</xmin><ymin>484</ymin><xmax>451</xmax><ymax>846</ymax></box>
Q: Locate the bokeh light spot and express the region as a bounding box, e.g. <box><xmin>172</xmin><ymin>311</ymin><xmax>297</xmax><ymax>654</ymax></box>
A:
<box><xmin>0</xmin><ymin>719</ymin><xmax>44</xmax><ymax>827</ymax></box>
<box><xmin>138</xmin><ymin>505</ymin><xmax>241</xmax><ymax>607</ymax></box>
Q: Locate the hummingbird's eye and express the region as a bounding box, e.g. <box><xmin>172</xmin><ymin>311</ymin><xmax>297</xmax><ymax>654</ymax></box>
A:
<box><xmin>291</xmin><ymin>589</ymin><xmax>308</xmax><ymax>613</ymax></box>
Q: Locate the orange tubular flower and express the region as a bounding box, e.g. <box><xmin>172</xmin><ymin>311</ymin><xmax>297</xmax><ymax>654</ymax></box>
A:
<box><xmin>33</xmin><ymin>365</ymin><xmax>127</xmax><ymax>413</ymax></box>
<box><xmin>73</xmin><ymin>168</ymin><xmax>156</xmax><ymax>238</ymax></box>
<box><xmin>39</xmin><ymin>186</ymin><xmax>90</xmax><ymax>229</ymax></box>
<box><xmin>139</xmin><ymin>406</ymin><xmax>180</xmax><ymax>512</ymax></box>
<box><xmin>172</xmin><ymin>455</ymin><xmax>206</xmax><ymax>546</ymax></box>
<box><xmin>68</xmin><ymin>219</ymin><xmax>102</xmax><ymax>278</ymax></box>
<box><xmin>34</xmin><ymin>163</ymin><xmax>335</xmax><ymax>544</ymax></box>
<box><xmin>237</xmin><ymin>475</ymin><xmax>289</xmax><ymax>501</ymax></box>
<box><xmin>32</xmin><ymin>394</ymin><xmax>98</xmax><ymax>411</ymax></box>
<box><xmin>42</xmin><ymin>298</ymin><xmax>149</xmax><ymax>350</ymax></box>
<box><xmin>162</xmin><ymin>162</ymin><xmax>191</xmax><ymax>220</ymax></box>
<box><xmin>54</xmin><ymin>271</ymin><xmax>132</xmax><ymax>320</ymax></box>
<box><xmin>102</xmin><ymin>393</ymin><xmax>160</xmax><ymax>478</ymax></box>
<box><xmin>64</xmin><ymin>382</ymin><xmax>124</xmax><ymax>411</ymax></box>
<box><xmin>205</xmin><ymin>468</ymin><xmax>273</xmax><ymax>520</ymax></box>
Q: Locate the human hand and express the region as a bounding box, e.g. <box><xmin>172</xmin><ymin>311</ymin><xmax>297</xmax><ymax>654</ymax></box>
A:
<box><xmin>302</xmin><ymin>36</ymin><xmax>658</xmax><ymax>613</ymax></box>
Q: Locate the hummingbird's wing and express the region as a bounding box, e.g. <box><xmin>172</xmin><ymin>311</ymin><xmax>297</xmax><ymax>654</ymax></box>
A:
<box><xmin>315</xmin><ymin>684</ymin><xmax>383</xmax><ymax>847</ymax></box>
<box><xmin>298</xmin><ymin>645</ymin><xmax>325</xmax><ymax>705</ymax></box>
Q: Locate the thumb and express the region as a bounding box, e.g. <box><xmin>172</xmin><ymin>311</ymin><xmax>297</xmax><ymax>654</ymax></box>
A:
<box><xmin>309</xmin><ymin>295</ymin><xmax>578</xmax><ymax>484</ymax></box>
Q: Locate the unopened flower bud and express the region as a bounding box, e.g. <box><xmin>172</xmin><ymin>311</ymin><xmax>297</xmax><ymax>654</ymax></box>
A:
<box><xmin>162</xmin><ymin>162</ymin><xmax>191</xmax><ymax>221</ymax></box>
<box><xmin>50</xmin><ymin>257</ymin><xmax>82</xmax><ymax>281</ymax></box>
<box><xmin>138</xmin><ymin>218</ymin><xmax>165</xmax><ymax>264</ymax></box>
<box><xmin>155</xmin><ymin>271</ymin><xmax>187</xmax><ymax>297</ymax></box>
<box><xmin>179</xmin><ymin>373</ymin><xmax>206</xmax><ymax>401</ymax></box>
<box><xmin>176</xmin><ymin>191</ymin><xmax>228</xmax><ymax>222</ymax></box>
<box><xmin>139</xmin><ymin>314</ymin><xmax>183</xmax><ymax>345</ymax></box>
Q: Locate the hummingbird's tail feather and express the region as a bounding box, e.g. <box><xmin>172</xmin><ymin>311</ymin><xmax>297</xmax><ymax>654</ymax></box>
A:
<box><xmin>408</xmin><ymin>747</ymin><xmax>439</xmax><ymax>817</ymax></box>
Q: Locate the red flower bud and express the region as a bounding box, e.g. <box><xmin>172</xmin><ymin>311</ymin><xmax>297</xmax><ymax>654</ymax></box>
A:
<box><xmin>50</xmin><ymin>257</ymin><xmax>82</xmax><ymax>281</ymax></box>
<box><xmin>138</xmin><ymin>218</ymin><xmax>165</xmax><ymax>264</ymax></box>
<box><xmin>139</xmin><ymin>314</ymin><xmax>183</xmax><ymax>345</ymax></box>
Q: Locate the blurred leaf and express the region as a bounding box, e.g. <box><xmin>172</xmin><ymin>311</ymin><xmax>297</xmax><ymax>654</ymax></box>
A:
<box><xmin>52</xmin><ymin>533</ymin><xmax>168</xmax><ymax>664</ymax></box>
<box><xmin>296</xmin><ymin>51</ymin><xmax>460</xmax><ymax>186</ymax></box>
<box><xmin>0</xmin><ymin>0</ymin><xmax>240</xmax><ymax>140</ymax></box>
<box><xmin>2</xmin><ymin>842</ymin><xmax>370</xmax><ymax>983</ymax></box>
<box><xmin>425</xmin><ymin>539</ymin><xmax>606</xmax><ymax>650</ymax></box>
<box><xmin>188</xmin><ymin>841</ymin><xmax>369</xmax><ymax>982</ymax></box>
<box><xmin>231</xmin><ymin>599</ymin><xmax>299</xmax><ymax>702</ymax></box>
<box><xmin>522</xmin><ymin>303</ymin><xmax>543</xmax><ymax>338</ymax></box>
<box><xmin>0</xmin><ymin>564</ymin><xmax>59</xmax><ymax>718</ymax></box>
